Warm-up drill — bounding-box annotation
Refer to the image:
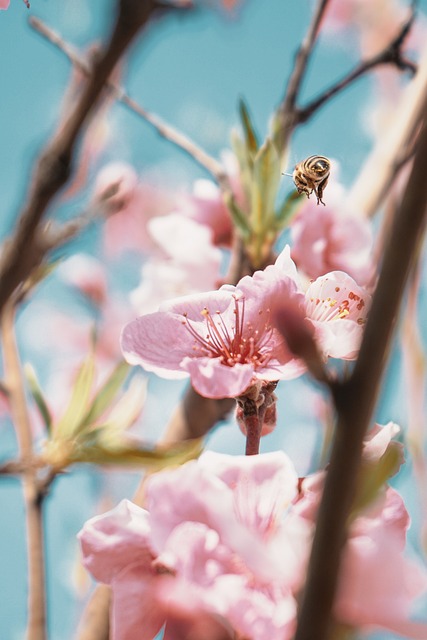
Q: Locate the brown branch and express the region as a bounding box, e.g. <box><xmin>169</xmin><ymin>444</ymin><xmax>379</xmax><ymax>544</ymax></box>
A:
<box><xmin>160</xmin><ymin>387</ymin><xmax>235</xmax><ymax>444</ymax></box>
<box><xmin>76</xmin><ymin>585</ymin><xmax>112</xmax><ymax>640</ymax></box>
<box><xmin>1</xmin><ymin>302</ymin><xmax>47</xmax><ymax>640</ymax></box>
<box><xmin>296</xmin><ymin>4</ymin><xmax>417</xmax><ymax>124</ymax></box>
<box><xmin>0</xmin><ymin>1</ymin><xmax>168</xmax><ymax>317</ymax></box>
<box><xmin>273</xmin><ymin>0</ymin><xmax>330</xmax><ymax>153</ymax></box>
<box><xmin>350</xmin><ymin>40</ymin><xmax>427</xmax><ymax>217</ymax></box>
<box><xmin>29</xmin><ymin>16</ymin><xmax>229</xmax><ymax>192</ymax></box>
<box><xmin>295</xmin><ymin>98</ymin><xmax>427</xmax><ymax>640</ymax></box>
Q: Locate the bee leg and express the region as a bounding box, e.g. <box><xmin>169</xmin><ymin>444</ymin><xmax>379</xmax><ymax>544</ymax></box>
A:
<box><xmin>296</xmin><ymin>187</ymin><xmax>311</xmax><ymax>199</ymax></box>
<box><xmin>315</xmin><ymin>177</ymin><xmax>329</xmax><ymax>206</ymax></box>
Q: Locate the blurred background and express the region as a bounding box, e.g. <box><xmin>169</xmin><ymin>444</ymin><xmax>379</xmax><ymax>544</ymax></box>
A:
<box><xmin>1</xmin><ymin>1</ymin><xmax>427</xmax><ymax>638</ymax></box>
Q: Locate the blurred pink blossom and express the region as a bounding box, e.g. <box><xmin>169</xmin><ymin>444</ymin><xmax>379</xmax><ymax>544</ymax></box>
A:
<box><xmin>79</xmin><ymin>451</ymin><xmax>310</xmax><ymax>640</ymax></box>
<box><xmin>0</xmin><ymin>0</ymin><xmax>10</xmax><ymax>9</ymax></box>
<box><xmin>94</xmin><ymin>163</ymin><xmax>175</xmax><ymax>257</ymax></box>
<box><xmin>336</xmin><ymin>486</ymin><xmax>427</xmax><ymax>638</ymax></box>
<box><xmin>177</xmin><ymin>150</ymin><xmax>245</xmax><ymax>247</ymax></box>
<box><xmin>290</xmin><ymin>184</ymin><xmax>374</xmax><ymax>287</ymax></box>
<box><xmin>177</xmin><ymin>178</ymin><xmax>233</xmax><ymax>247</ymax></box>
<box><xmin>293</xmin><ymin>422</ymin><xmax>427</xmax><ymax>638</ymax></box>
<box><xmin>130</xmin><ymin>214</ymin><xmax>222</xmax><ymax>315</ymax></box>
<box><xmin>58</xmin><ymin>254</ymin><xmax>108</xmax><ymax>308</ymax></box>
<box><xmin>324</xmin><ymin>0</ymin><xmax>408</xmax><ymax>56</ymax></box>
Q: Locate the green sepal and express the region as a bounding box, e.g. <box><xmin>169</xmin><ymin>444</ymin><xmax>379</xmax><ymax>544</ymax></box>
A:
<box><xmin>24</xmin><ymin>364</ymin><xmax>52</xmax><ymax>436</ymax></box>
<box><xmin>80</xmin><ymin>360</ymin><xmax>130</xmax><ymax>429</ymax></box>
<box><xmin>69</xmin><ymin>437</ymin><xmax>204</xmax><ymax>470</ymax></box>
<box><xmin>274</xmin><ymin>190</ymin><xmax>304</xmax><ymax>231</ymax></box>
<box><xmin>238</xmin><ymin>97</ymin><xmax>259</xmax><ymax>155</ymax></box>
<box><xmin>54</xmin><ymin>351</ymin><xmax>95</xmax><ymax>439</ymax></box>
<box><xmin>224</xmin><ymin>191</ymin><xmax>252</xmax><ymax>239</ymax></box>
<box><xmin>251</xmin><ymin>137</ymin><xmax>281</xmax><ymax>233</ymax></box>
<box><xmin>230</xmin><ymin>128</ymin><xmax>254</xmax><ymax>204</ymax></box>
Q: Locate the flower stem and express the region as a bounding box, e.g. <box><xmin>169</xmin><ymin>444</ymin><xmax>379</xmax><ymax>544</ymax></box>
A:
<box><xmin>244</xmin><ymin>407</ymin><xmax>262</xmax><ymax>456</ymax></box>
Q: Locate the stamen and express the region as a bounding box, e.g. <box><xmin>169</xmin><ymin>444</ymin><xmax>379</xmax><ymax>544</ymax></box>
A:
<box><xmin>181</xmin><ymin>296</ymin><xmax>273</xmax><ymax>370</ymax></box>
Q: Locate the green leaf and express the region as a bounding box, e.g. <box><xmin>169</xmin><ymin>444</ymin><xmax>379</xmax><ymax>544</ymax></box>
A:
<box><xmin>54</xmin><ymin>352</ymin><xmax>95</xmax><ymax>439</ymax></box>
<box><xmin>224</xmin><ymin>191</ymin><xmax>252</xmax><ymax>239</ymax></box>
<box><xmin>238</xmin><ymin>97</ymin><xmax>259</xmax><ymax>154</ymax></box>
<box><xmin>274</xmin><ymin>190</ymin><xmax>304</xmax><ymax>231</ymax></box>
<box><xmin>82</xmin><ymin>377</ymin><xmax>148</xmax><ymax>449</ymax></box>
<box><xmin>80</xmin><ymin>360</ymin><xmax>130</xmax><ymax>428</ymax></box>
<box><xmin>251</xmin><ymin>137</ymin><xmax>281</xmax><ymax>232</ymax></box>
<box><xmin>69</xmin><ymin>438</ymin><xmax>204</xmax><ymax>470</ymax></box>
<box><xmin>24</xmin><ymin>364</ymin><xmax>52</xmax><ymax>435</ymax></box>
<box><xmin>104</xmin><ymin>376</ymin><xmax>147</xmax><ymax>432</ymax></box>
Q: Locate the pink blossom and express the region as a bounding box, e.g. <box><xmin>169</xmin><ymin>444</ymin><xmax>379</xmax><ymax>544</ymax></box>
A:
<box><xmin>335</xmin><ymin>487</ymin><xmax>427</xmax><ymax>638</ymax></box>
<box><xmin>324</xmin><ymin>0</ymin><xmax>408</xmax><ymax>56</ymax></box>
<box><xmin>0</xmin><ymin>0</ymin><xmax>10</xmax><ymax>9</ymax></box>
<box><xmin>290</xmin><ymin>185</ymin><xmax>374</xmax><ymax>286</ymax></box>
<box><xmin>79</xmin><ymin>451</ymin><xmax>310</xmax><ymax>640</ymax></box>
<box><xmin>95</xmin><ymin>164</ymin><xmax>175</xmax><ymax>257</ymax></box>
<box><xmin>130</xmin><ymin>214</ymin><xmax>222</xmax><ymax>315</ymax></box>
<box><xmin>121</xmin><ymin>254</ymin><xmax>305</xmax><ymax>398</ymax></box>
<box><xmin>58</xmin><ymin>254</ymin><xmax>108</xmax><ymax>307</ymax></box>
<box><xmin>273</xmin><ymin>247</ymin><xmax>371</xmax><ymax>361</ymax></box>
<box><xmin>304</xmin><ymin>270</ymin><xmax>371</xmax><ymax>360</ymax></box>
<box><xmin>178</xmin><ymin>179</ymin><xmax>234</xmax><ymax>247</ymax></box>
<box><xmin>176</xmin><ymin>151</ymin><xmax>246</xmax><ymax>247</ymax></box>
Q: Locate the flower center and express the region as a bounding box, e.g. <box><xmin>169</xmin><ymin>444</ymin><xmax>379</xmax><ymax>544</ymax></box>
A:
<box><xmin>182</xmin><ymin>295</ymin><xmax>274</xmax><ymax>368</ymax></box>
<box><xmin>307</xmin><ymin>287</ymin><xmax>366</xmax><ymax>325</ymax></box>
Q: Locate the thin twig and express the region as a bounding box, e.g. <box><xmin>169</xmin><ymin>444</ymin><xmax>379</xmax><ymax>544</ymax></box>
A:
<box><xmin>39</xmin><ymin>205</ymin><xmax>107</xmax><ymax>254</ymax></box>
<box><xmin>296</xmin><ymin>4</ymin><xmax>417</xmax><ymax>124</ymax></box>
<box><xmin>295</xmin><ymin>96</ymin><xmax>427</xmax><ymax>640</ymax></box>
<box><xmin>273</xmin><ymin>0</ymin><xmax>330</xmax><ymax>152</ymax></box>
<box><xmin>1</xmin><ymin>302</ymin><xmax>47</xmax><ymax>640</ymax></box>
<box><xmin>29</xmin><ymin>16</ymin><xmax>229</xmax><ymax>191</ymax></box>
<box><xmin>0</xmin><ymin>2</ymin><xmax>169</xmax><ymax>317</ymax></box>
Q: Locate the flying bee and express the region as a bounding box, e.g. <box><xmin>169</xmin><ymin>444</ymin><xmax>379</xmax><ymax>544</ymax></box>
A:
<box><xmin>284</xmin><ymin>155</ymin><xmax>331</xmax><ymax>205</ymax></box>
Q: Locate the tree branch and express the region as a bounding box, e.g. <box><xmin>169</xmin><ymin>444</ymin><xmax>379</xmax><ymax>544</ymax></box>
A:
<box><xmin>1</xmin><ymin>302</ymin><xmax>47</xmax><ymax>640</ymax></box>
<box><xmin>0</xmin><ymin>1</ymin><xmax>168</xmax><ymax>317</ymax></box>
<box><xmin>295</xmin><ymin>95</ymin><xmax>427</xmax><ymax>640</ymax></box>
<box><xmin>29</xmin><ymin>16</ymin><xmax>229</xmax><ymax>191</ymax></box>
<box><xmin>273</xmin><ymin>0</ymin><xmax>330</xmax><ymax>152</ymax></box>
<box><xmin>349</xmin><ymin>40</ymin><xmax>427</xmax><ymax>217</ymax></box>
<box><xmin>296</xmin><ymin>4</ymin><xmax>417</xmax><ymax>124</ymax></box>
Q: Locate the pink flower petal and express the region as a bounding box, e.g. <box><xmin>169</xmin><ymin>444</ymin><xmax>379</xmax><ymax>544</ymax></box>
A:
<box><xmin>181</xmin><ymin>356</ymin><xmax>254</xmax><ymax>398</ymax></box>
<box><xmin>305</xmin><ymin>271</ymin><xmax>371</xmax><ymax>359</ymax></box>
<box><xmin>78</xmin><ymin>500</ymin><xmax>153</xmax><ymax>584</ymax></box>
<box><xmin>200</xmin><ymin>451</ymin><xmax>298</xmax><ymax>534</ymax></box>
<box><xmin>111</xmin><ymin>564</ymin><xmax>166</xmax><ymax>640</ymax></box>
<box><xmin>121</xmin><ymin>312</ymin><xmax>194</xmax><ymax>379</ymax></box>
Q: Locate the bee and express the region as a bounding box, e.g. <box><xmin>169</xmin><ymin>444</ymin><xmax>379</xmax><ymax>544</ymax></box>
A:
<box><xmin>285</xmin><ymin>155</ymin><xmax>331</xmax><ymax>205</ymax></box>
